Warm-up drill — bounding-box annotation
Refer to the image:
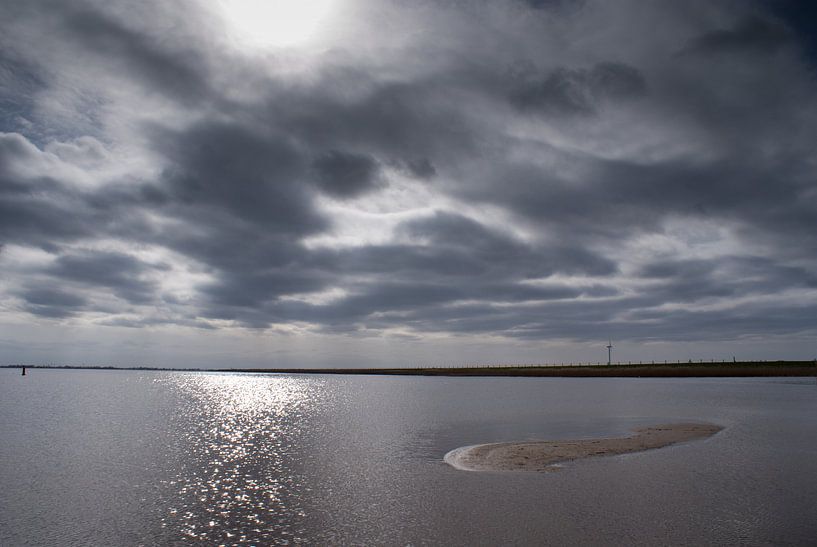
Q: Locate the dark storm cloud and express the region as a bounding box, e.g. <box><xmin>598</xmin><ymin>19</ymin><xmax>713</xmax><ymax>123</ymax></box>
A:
<box><xmin>15</xmin><ymin>286</ymin><xmax>86</xmax><ymax>318</ymax></box>
<box><xmin>624</xmin><ymin>300</ymin><xmax>817</xmax><ymax>342</ymax></box>
<box><xmin>356</xmin><ymin>288</ymin><xmax>817</xmax><ymax>344</ymax></box>
<box><xmin>638</xmin><ymin>256</ymin><xmax>817</xmax><ymax>305</ymax></box>
<box><xmin>194</xmin><ymin>211</ymin><xmax>617</xmax><ymax>329</ymax></box>
<box><xmin>509</xmin><ymin>62</ymin><xmax>646</xmax><ymax>115</ymax></box>
<box><xmin>0</xmin><ymin>192</ymin><xmax>86</xmax><ymax>250</ymax></box>
<box><xmin>246</xmin><ymin>280</ymin><xmax>588</xmax><ymax>333</ymax></box>
<box><xmin>682</xmin><ymin>15</ymin><xmax>792</xmax><ymax>55</ymax></box>
<box><xmin>396</xmin><ymin>212</ymin><xmax>616</xmax><ymax>276</ymax></box>
<box><xmin>0</xmin><ymin>135</ymin><xmax>94</xmax><ymax>248</ymax></box>
<box><xmin>47</xmin><ymin>251</ymin><xmax>160</xmax><ymax>304</ymax></box>
<box><xmin>152</xmin><ymin>121</ymin><xmax>325</xmax><ymax>234</ymax></box>
<box><xmin>0</xmin><ymin>133</ymin><xmax>164</xmax><ymax>256</ymax></box>
<box><xmin>400</xmin><ymin>157</ymin><xmax>436</xmax><ymax>180</ymax></box>
<box><xmin>457</xmin><ymin>142</ymin><xmax>814</xmax><ymax>255</ymax></box>
<box><xmin>272</xmin><ymin>78</ymin><xmax>478</xmax><ymax>170</ymax></box>
<box><xmin>202</xmin><ymin>268</ymin><xmax>329</xmax><ymax>308</ymax></box>
<box><xmin>639</xmin><ymin>259</ymin><xmax>714</xmax><ymax>279</ymax></box>
<box><xmin>521</xmin><ymin>0</ymin><xmax>585</xmax><ymax>10</ymax></box>
<box><xmin>1</xmin><ymin>0</ymin><xmax>816</xmax><ymax>352</ymax></box>
<box><xmin>311</xmin><ymin>150</ymin><xmax>382</xmax><ymax>199</ymax></box>
<box><xmin>320</xmin><ymin>279</ymin><xmax>593</xmax><ymax>320</ymax></box>
<box><xmin>767</xmin><ymin>0</ymin><xmax>817</xmax><ymax>64</ymax></box>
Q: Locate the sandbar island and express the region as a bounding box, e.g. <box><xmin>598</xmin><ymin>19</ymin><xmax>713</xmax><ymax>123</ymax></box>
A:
<box><xmin>445</xmin><ymin>423</ymin><xmax>723</xmax><ymax>472</ymax></box>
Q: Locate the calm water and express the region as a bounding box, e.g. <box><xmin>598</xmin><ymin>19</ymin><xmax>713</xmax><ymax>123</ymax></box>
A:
<box><xmin>1</xmin><ymin>369</ymin><xmax>815</xmax><ymax>545</ymax></box>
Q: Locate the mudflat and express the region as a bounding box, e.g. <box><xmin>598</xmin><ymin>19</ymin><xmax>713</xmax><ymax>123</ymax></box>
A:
<box><xmin>445</xmin><ymin>423</ymin><xmax>722</xmax><ymax>472</ymax></box>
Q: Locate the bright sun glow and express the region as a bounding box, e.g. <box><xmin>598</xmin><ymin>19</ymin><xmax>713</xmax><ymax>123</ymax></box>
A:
<box><xmin>218</xmin><ymin>0</ymin><xmax>336</xmax><ymax>48</ymax></box>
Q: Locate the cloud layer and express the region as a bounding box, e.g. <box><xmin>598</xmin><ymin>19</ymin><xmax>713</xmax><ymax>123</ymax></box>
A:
<box><xmin>1</xmin><ymin>0</ymin><xmax>816</xmax><ymax>365</ymax></box>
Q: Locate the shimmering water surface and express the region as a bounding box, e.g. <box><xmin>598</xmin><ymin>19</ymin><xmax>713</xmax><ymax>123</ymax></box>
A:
<box><xmin>1</xmin><ymin>370</ymin><xmax>815</xmax><ymax>545</ymax></box>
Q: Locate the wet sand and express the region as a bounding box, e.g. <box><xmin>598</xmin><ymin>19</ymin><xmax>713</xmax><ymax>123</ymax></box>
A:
<box><xmin>445</xmin><ymin>423</ymin><xmax>722</xmax><ymax>472</ymax></box>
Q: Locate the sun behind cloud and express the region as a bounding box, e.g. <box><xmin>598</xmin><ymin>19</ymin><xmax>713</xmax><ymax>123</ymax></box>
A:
<box><xmin>216</xmin><ymin>0</ymin><xmax>337</xmax><ymax>48</ymax></box>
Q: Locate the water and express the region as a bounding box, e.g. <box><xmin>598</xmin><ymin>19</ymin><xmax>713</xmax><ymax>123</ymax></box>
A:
<box><xmin>1</xmin><ymin>369</ymin><xmax>815</xmax><ymax>545</ymax></box>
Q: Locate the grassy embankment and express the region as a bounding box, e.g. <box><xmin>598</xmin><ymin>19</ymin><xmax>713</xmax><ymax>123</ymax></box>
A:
<box><xmin>5</xmin><ymin>361</ymin><xmax>816</xmax><ymax>377</ymax></box>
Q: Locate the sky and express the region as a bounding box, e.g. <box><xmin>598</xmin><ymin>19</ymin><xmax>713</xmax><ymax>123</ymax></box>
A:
<box><xmin>1</xmin><ymin>0</ymin><xmax>816</xmax><ymax>368</ymax></box>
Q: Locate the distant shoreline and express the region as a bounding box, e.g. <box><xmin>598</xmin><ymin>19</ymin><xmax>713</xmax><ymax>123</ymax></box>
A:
<box><xmin>444</xmin><ymin>423</ymin><xmax>724</xmax><ymax>472</ymax></box>
<box><xmin>3</xmin><ymin>360</ymin><xmax>816</xmax><ymax>377</ymax></box>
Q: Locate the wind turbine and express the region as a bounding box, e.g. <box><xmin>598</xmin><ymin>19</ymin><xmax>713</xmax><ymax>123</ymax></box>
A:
<box><xmin>606</xmin><ymin>340</ymin><xmax>613</xmax><ymax>365</ymax></box>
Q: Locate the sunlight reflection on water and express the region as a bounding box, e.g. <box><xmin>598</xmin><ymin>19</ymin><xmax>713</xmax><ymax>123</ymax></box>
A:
<box><xmin>156</xmin><ymin>373</ymin><xmax>324</xmax><ymax>544</ymax></box>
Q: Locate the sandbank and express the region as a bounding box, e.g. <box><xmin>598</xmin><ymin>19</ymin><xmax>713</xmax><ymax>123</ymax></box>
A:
<box><xmin>444</xmin><ymin>422</ymin><xmax>722</xmax><ymax>472</ymax></box>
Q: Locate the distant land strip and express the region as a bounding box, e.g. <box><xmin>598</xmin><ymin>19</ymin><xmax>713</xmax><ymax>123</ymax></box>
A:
<box><xmin>3</xmin><ymin>361</ymin><xmax>816</xmax><ymax>377</ymax></box>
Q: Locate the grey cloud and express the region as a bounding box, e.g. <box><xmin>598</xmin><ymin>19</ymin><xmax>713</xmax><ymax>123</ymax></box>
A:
<box><xmin>1</xmin><ymin>0</ymin><xmax>816</xmax><ymax>353</ymax></box>
<box><xmin>153</xmin><ymin>121</ymin><xmax>326</xmax><ymax>234</ymax></box>
<box><xmin>624</xmin><ymin>301</ymin><xmax>817</xmax><ymax>342</ymax></box>
<box><xmin>311</xmin><ymin>150</ymin><xmax>382</xmax><ymax>199</ymax></box>
<box><xmin>640</xmin><ymin>259</ymin><xmax>714</xmax><ymax>279</ymax></box>
<box><xmin>509</xmin><ymin>62</ymin><xmax>646</xmax><ymax>115</ymax></box>
<box><xmin>0</xmin><ymin>194</ymin><xmax>87</xmax><ymax>249</ymax></box>
<box><xmin>367</xmin><ymin>291</ymin><xmax>815</xmax><ymax>344</ymax></box>
<box><xmin>273</xmin><ymin>78</ymin><xmax>478</xmax><ymax>171</ymax></box>
<box><xmin>521</xmin><ymin>0</ymin><xmax>585</xmax><ymax>11</ymax></box>
<box><xmin>0</xmin><ymin>148</ymin><xmax>90</xmax><ymax>249</ymax></box>
<box><xmin>16</xmin><ymin>286</ymin><xmax>86</xmax><ymax>318</ymax></box>
<box><xmin>287</xmin><ymin>279</ymin><xmax>600</xmax><ymax>332</ymax></box>
<box><xmin>329</xmin><ymin>244</ymin><xmax>484</xmax><ymax>277</ymax></box>
<box><xmin>203</xmin><ymin>269</ymin><xmax>328</xmax><ymax>309</ymax></box>
<box><xmin>398</xmin><ymin>211</ymin><xmax>617</xmax><ymax>276</ymax></box>
<box><xmin>401</xmin><ymin>157</ymin><xmax>436</xmax><ymax>179</ymax></box>
<box><xmin>589</xmin><ymin>62</ymin><xmax>647</xmax><ymax>99</ymax></box>
<box><xmin>0</xmin><ymin>50</ymin><xmax>45</xmax><ymax>134</ymax></box>
<box><xmin>459</xmin><ymin>146</ymin><xmax>813</xmax><ymax>254</ymax></box>
<box><xmin>330</xmin><ymin>283</ymin><xmax>464</xmax><ymax>318</ymax></box>
<box><xmin>60</xmin><ymin>5</ymin><xmax>211</xmax><ymax>102</ymax></box>
<box><xmin>0</xmin><ymin>133</ymin><xmax>153</xmax><ymax>252</ymax></box>
<box><xmin>307</xmin><ymin>246</ymin><xmax>817</xmax><ymax>340</ymax></box>
<box><xmin>288</xmin><ymin>212</ymin><xmax>617</xmax><ymax>288</ymax></box>
<box><xmin>349</xmin><ymin>296</ymin><xmax>622</xmax><ymax>339</ymax></box>
<box><xmin>98</xmin><ymin>316</ymin><xmax>217</xmax><ymax>330</ymax></box>
<box><xmin>0</xmin><ymin>132</ymin><xmax>39</xmax><ymax>191</ymax></box>
<box><xmin>682</xmin><ymin>15</ymin><xmax>792</xmax><ymax>56</ymax></box>
<box><xmin>47</xmin><ymin>251</ymin><xmax>159</xmax><ymax>304</ymax></box>
<box><xmin>45</xmin><ymin>137</ymin><xmax>109</xmax><ymax>167</ymax></box>
<box><xmin>638</xmin><ymin>256</ymin><xmax>817</xmax><ymax>306</ymax></box>
<box><xmin>195</xmin><ymin>211</ymin><xmax>618</xmax><ymax>329</ymax></box>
